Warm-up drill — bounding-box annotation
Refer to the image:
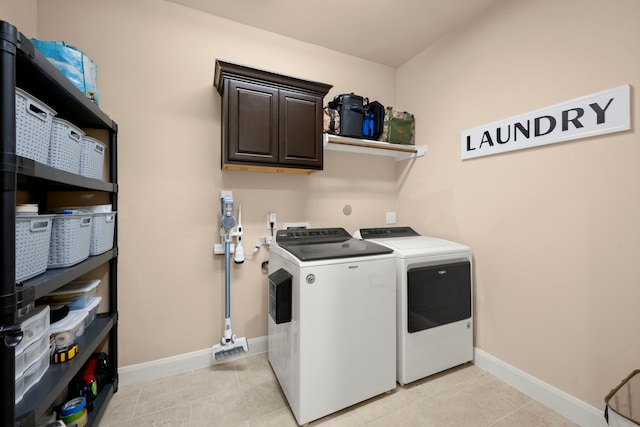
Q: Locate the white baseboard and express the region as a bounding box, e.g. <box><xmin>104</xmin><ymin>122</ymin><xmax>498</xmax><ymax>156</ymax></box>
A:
<box><xmin>118</xmin><ymin>340</ymin><xmax>607</xmax><ymax>427</ymax></box>
<box><xmin>474</xmin><ymin>348</ymin><xmax>607</xmax><ymax>427</ymax></box>
<box><xmin>118</xmin><ymin>335</ymin><xmax>268</xmax><ymax>387</ymax></box>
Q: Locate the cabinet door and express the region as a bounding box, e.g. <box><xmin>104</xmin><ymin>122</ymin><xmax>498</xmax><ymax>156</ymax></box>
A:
<box><xmin>278</xmin><ymin>89</ymin><xmax>323</xmax><ymax>169</ymax></box>
<box><xmin>226</xmin><ymin>79</ymin><xmax>279</xmax><ymax>164</ymax></box>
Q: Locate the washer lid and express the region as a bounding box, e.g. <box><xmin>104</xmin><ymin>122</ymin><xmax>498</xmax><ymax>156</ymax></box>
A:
<box><xmin>276</xmin><ymin>227</ymin><xmax>393</xmax><ymax>261</ymax></box>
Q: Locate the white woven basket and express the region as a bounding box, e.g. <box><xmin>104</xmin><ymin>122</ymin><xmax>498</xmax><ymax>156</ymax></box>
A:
<box><xmin>80</xmin><ymin>136</ymin><xmax>106</xmax><ymax>180</ymax></box>
<box><xmin>48</xmin><ymin>214</ymin><xmax>92</xmax><ymax>268</ymax></box>
<box><xmin>15</xmin><ymin>88</ymin><xmax>56</xmax><ymax>163</ymax></box>
<box><xmin>48</xmin><ymin>118</ymin><xmax>84</xmax><ymax>173</ymax></box>
<box><xmin>15</xmin><ymin>215</ymin><xmax>54</xmax><ymax>282</ymax></box>
<box><xmin>89</xmin><ymin>212</ymin><xmax>116</xmax><ymax>255</ymax></box>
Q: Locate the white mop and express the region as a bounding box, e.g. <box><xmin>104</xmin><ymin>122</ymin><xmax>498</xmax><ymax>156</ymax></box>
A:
<box><xmin>212</xmin><ymin>194</ymin><xmax>248</xmax><ymax>361</ymax></box>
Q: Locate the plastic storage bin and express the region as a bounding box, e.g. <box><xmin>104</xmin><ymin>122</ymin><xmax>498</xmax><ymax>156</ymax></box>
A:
<box><xmin>605</xmin><ymin>370</ymin><xmax>640</xmax><ymax>426</ymax></box>
<box><xmin>79</xmin><ymin>136</ymin><xmax>106</xmax><ymax>180</ymax></box>
<box><xmin>89</xmin><ymin>212</ymin><xmax>116</xmax><ymax>255</ymax></box>
<box><xmin>53</xmin><ymin>205</ymin><xmax>115</xmax><ymax>254</ymax></box>
<box><xmin>15</xmin><ymin>344</ymin><xmax>50</xmax><ymax>403</ymax></box>
<box><xmin>48</xmin><ymin>214</ymin><xmax>92</xmax><ymax>268</ymax></box>
<box><xmin>15</xmin><ymin>214</ymin><xmax>54</xmax><ymax>283</ymax></box>
<box><xmin>40</xmin><ymin>279</ymin><xmax>100</xmax><ymax>309</ymax></box>
<box><xmin>15</xmin><ymin>305</ymin><xmax>50</xmax><ymax>356</ymax></box>
<box><xmin>48</xmin><ymin>117</ymin><xmax>85</xmax><ymax>174</ymax></box>
<box><xmin>15</xmin><ymin>329</ymin><xmax>50</xmax><ymax>378</ymax></box>
<box><xmin>77</xmin><ymin>296</ymin><xmax>102</xmax><ymax>329</ymax></box>
<box><xmin>49</xmin><ymin>310</ymin><xmax>88</xmax><ymax>350</ymax></box>
<box><xmin>15</xmin><ymin>88</ymin><xmax>57</xmax><ymax>163</ymax></box>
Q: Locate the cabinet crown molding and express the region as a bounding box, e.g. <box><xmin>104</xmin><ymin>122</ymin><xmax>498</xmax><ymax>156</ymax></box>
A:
<box><xmin>214</xmin><ymin>59</ymin><xmax>332</xmax><ymax>97</ymax></box>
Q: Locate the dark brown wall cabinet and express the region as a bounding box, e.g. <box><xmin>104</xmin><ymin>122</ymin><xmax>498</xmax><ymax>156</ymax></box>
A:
<box><xmin>214</xmin><ymin>60</ymin><xmax>332</xmax><ymax>174</ymax></box>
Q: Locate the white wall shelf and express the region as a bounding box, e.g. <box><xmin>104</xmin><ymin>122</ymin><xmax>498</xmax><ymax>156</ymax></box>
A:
<box><xmin>323</xmin><ymin>134</ymin><xmax>427</xmax><ymax>161</ymax></box>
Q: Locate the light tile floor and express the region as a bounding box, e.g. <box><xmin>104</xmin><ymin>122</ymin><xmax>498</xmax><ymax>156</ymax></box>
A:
<box><xmin>99</xmin><ymin>353</ymin><xmax>578</xmax><ymax>426</ymax></box>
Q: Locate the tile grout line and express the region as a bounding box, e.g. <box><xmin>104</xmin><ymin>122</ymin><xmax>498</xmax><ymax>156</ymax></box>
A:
<box><xmin>405</xmin><ymin>373</ymin><xmax>522</xmax><ymax>427</ymax></box>
<box><xmin>104</xmin><ymin>384</ymin><xmax>144</xmax><ymax>426</ymax></box>
<box><xmin>366</xmin><ymin>376</ymin><xmax>480</xmax><ymax>427</ymax></box>
<box><xmin>131</xmin><ymin>384</ymin><xmax>143</xmax><ymax>422</ymax></box>
<box><xmin>472</xmin><ymin>377</ymin><xmax>535</xmax><ymax>427</ymax></box>
<box><xmin>486</xmin><ymin>399</ymin><xmax>536</xmax><ymax>426</ymax></box>
<box><xmin>123</xmin><ymin>380</ymin><xmax>208</xmax><ymax>424</ymax></box>
<box><xmin>104</xmin><ymin>356</ymin><xmax>577</xmax><ymax>426</ymax></box>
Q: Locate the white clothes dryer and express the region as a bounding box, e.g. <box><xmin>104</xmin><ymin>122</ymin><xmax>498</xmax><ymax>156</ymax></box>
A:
<box><xmin>356</xmin><ymin>226</ymin><xmax>473</xmax><ymax>385</ymax></box>
<box><xmin>268</xmin><ymin>228</ymin><xmax>396</xmax><ymax>425</ymax></box>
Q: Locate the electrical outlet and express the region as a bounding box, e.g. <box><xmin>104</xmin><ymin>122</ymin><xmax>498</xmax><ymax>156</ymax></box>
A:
<box><xmin>386</xmin><ymin>211</ymin><xmax>397</xmax><ymax>224</ymax></box>
<box><xmin>266</xmin><ymin>212</ymin><xmax>277</xmax><ymax>230</ymax></box>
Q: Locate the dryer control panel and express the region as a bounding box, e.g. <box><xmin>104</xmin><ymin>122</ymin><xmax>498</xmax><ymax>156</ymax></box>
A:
<box><xmin>359</xmin><ymin>226</ymin><xmax>420</xmax><ymax>239</ymax></box>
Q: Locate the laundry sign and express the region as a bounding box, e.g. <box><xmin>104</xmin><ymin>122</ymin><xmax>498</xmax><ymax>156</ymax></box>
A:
<box><xmin>461</xmin><ymin>84</ymin><xmax>630</xmax><ymax>160</ymax></box>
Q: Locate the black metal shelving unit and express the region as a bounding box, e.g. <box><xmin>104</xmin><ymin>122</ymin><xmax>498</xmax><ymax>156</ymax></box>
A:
<box><xmin>0</xmin><ymin>20</ymin><xmax>119</xmax><ymax>427</ymax></box>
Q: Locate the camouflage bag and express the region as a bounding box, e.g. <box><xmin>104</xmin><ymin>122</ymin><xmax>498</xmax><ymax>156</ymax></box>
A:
<box><xmin>380</xmin><ymin>106</ymin><xmax>415</xmax><ymax>145</ymax></box>
<box><xmin>323</xmin><ymin>107</ymin><xmax>340</xmax><ymax>135</ymax></box>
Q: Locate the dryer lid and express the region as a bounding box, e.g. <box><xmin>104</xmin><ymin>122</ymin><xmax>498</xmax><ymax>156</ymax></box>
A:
<box><xmin>357</xmin><ymin>227</ymin><xmax>471</xmax><ymax>256</ymax></box>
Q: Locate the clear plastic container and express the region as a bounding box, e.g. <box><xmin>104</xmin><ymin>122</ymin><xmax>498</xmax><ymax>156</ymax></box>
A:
<box><xmin>76</xmin><ymin>296</ymin><xmax>102</xmax><ymax>329</ymax></box>
<box><xmin>15</xmin><ymin>330</ymin><xmax>50</xmax><ymax>378</ymax></box>
<box><xmin>49</xmin><ymin>310</ymin><xmax>88</xmax><ymax>350</ymax></box>
<box><xmin>15</xmin><ymin>344</ymin><xmax>50</xmax><ymax>403</ymax></box>
<box><xmin>15</xmin><ymin>305</ymin><xmax>50</xmax><ymax>355</ymax></box>
<box><xmin>40</xmin><ymin>279</ymin><xmax>100</xmax><ymax>309</ymax></box>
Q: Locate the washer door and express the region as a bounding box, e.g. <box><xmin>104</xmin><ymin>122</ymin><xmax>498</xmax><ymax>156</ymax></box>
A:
<box><xmin>407</xmin><ymin>261</ymin><xmax>471</xmax><ymax>333</ymax></box>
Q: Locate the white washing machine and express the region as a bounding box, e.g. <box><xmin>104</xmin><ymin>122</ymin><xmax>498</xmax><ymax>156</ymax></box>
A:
<box><xmin>356</xmin><ymin>226</ymin><xmax>473</xmax><ymax>385</ymax></box>
<box><xmin>268</xmin><ymin>228</ymin><xmax>396</xmax><ymax>425</ymax></box>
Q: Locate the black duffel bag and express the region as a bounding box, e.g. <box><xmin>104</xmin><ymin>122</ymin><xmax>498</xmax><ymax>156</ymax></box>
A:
<box><xmin>328</xmin><ymin>93</ymin><xmax>365</xmax><ymax>138</ymax></box>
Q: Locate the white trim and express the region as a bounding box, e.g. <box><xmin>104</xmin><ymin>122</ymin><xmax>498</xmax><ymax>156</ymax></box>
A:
<box><xmin>474</xmin><ymin>348</ymin><xmax>608</xmax><ymax>427</ymax></box>
<box><xmin>117</xmin><ymin>336</ymin><xmax>268</xmax><ymax>386</ymax></box>
<box><xmin>118</xmin><ymin>341</ymin><xmax>607</xmax><ymax>427</ymax></box>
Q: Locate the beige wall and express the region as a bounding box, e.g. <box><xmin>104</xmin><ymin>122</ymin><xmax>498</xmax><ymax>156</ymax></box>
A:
<box><xmin>396</xmin><ymin>0</ymin><xmax>640</xmax><ymax>409</ymax></box>
<box><xmin>29</xmin><ymin>0</ymin><xmax>398</xmax><ymax>366</ymax></box>
<box><xmin>4</xmin><ymin>0</ymin><xmax>637</xmax><ymax>412</ymax></box>
<box><xmin>1</xmin><ymin>0</ymin><xmax>37</xmax><ymax>36</ymax></box>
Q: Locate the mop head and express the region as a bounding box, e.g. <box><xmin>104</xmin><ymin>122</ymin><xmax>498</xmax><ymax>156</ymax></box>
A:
<box><xmin>212</xmin><ymin>337</ymin><xmax>249</xmax><ymax>361</ymax></box>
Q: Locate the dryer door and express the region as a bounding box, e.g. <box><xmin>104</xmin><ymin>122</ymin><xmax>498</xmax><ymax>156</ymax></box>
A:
<box><xmin>407</xmin><ymin>261</ymin><xmax>471</xmax><ymax>333</ymax></box>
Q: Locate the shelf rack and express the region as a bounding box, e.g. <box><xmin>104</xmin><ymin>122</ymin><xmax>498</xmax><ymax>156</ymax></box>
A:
<box><xmin>1</xmin><ymin>20</ymin><xmax>119</xmax><ymax>427</ymax></box>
